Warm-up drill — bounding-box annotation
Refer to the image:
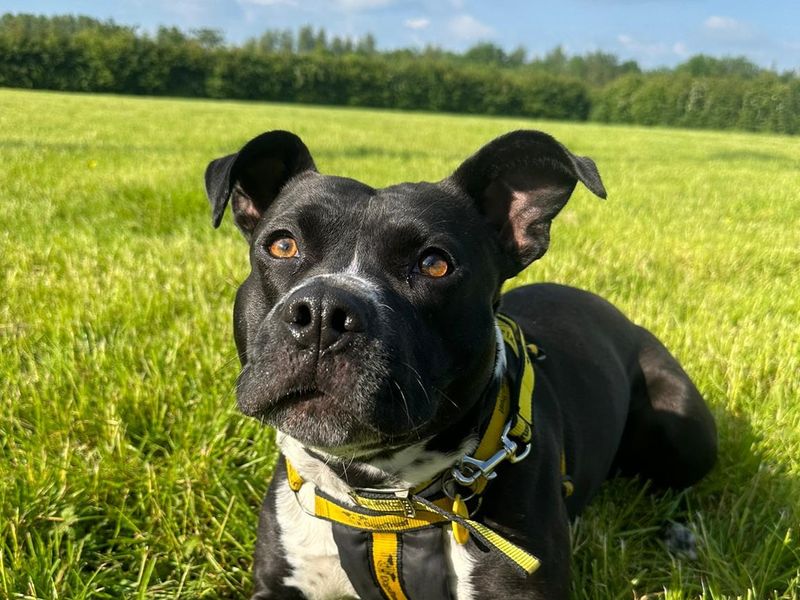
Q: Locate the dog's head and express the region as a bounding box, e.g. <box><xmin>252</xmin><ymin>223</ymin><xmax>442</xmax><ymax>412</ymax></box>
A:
<box><xmin>205</xmin><ymin>130</ymin><xmax>605</xmax><ymax>457</ymax></box>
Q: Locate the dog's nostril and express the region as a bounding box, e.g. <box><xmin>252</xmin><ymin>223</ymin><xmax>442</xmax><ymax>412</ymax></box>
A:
<box><xmin>330</xmin><ymin>307</ymin><xmax>348</xmax><ymax>334</ymax></box>
<box><xmin>293</xmin><ymin>303</ymin><xmax>312</xmax><ymax>327</ymax></box>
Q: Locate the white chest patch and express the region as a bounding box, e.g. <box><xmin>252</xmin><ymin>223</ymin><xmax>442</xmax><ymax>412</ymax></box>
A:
<box><xmin>446</xmin><ymin>534</ymin><xmax>477</xmax><ymax>600</ymax></box>
<box><xmin>276</xmin><ymin>477</ymin><xmax>477</xmax><ymax>600</ymax></box>
<box><xmin>275</xmin><ymin>432</ymin><xmax>483</xmax><ymax>599</ymax></box>
<box><xmin>275</xmin><ymin>481</ymin><xmax>358</xmax><ymax>600</ymax></box>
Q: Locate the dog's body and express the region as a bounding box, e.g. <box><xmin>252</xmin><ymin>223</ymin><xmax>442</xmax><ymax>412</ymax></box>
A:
<box><xmin>204</xmin><ymin>130</ymin><xmax>717</xmax><ymax>599</ymax></box>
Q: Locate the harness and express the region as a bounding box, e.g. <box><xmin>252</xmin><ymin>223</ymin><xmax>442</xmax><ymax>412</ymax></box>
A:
<box><xmin>284</xmin><ymin>314</ymin><xmax>572</xmax><ymax>600</ymax></box>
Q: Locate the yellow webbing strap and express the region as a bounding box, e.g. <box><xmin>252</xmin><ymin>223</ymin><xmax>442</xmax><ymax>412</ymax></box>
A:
<box><xmin>414</xmin><ymin>496</ymin><xmax>540</xmax><ymax>575</ymax></box>
<box><xmin>311</xmin><ymin>489</ymin><xmax>540</xmax><ymax>575</ymax></box>
<box><xmin>509</xmin><ymin>354</ymin><xmax>534</xmax><ymax>442</ymax></box>
<box><xmin>496</xmin><ymin>313</ymin><xmax>521</xmax><ymax>356</ymax></box>
<box><xmin>469</xmin><ymin>380</ymin><xmax>512</xmax><ymax>494</ymax></box>
<box><xmin>371</xmin><ymin>532</ymin><xmax>409</xmax><ymax>600</ymax></box>
<box><xmin>461</xmin><ymin>315</ymin><xmax>536</xmax><ymax>495</ymax></box>
<box><xmin>496</xmin><ymin>314</ymin><xmax>535</xmax><ymax>443</ymax></box>
<box><xmin>451</xmin><ymin>494</ymin><xmax>470</xmax><ymax>544</ymax></box>
<box><xmin>286</xmin><ymin>458</ymin><xmax>305</xmax><ymax>492</ymax></box>
<box><xmin>314</xmin><ymin>493</ymin><xmax>449</xmax><ymax>531</ymax></box>
<box><xmin>561</xmin><ymin>452</ymin><xmax>574</xmax><ymax>497</ymax></box>
<box><xmin>350</xmin><ymin>494</ymin><xmax>416</xmax><ymax>515</ymax></box>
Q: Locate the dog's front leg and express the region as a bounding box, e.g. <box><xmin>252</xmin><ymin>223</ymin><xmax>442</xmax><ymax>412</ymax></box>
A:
<box><xmin>251</xmin><ymin>458</ymin><xmax>358</xmax><ymax>600</ymax></box>
<box><xmin>251</xmin><ymin>474</ymin><xmax>307</xmax><ymax>600</ymax></box>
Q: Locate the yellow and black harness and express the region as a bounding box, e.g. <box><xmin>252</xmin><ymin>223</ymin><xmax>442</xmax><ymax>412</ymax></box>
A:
<box><xmin>285</xmin><ymin>314</ymin><xmax>572</xmax><ymax>600</ymax></box>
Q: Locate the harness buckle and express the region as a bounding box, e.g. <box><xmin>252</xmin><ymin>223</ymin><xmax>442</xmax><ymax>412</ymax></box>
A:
<box><xmin>350</xmin><ymin>488</ymin><xmax>417</xmax><ymax>518</ymax></box>
<box><xmin>450</xmin><ymin>421</ymin><xmax>531</xmax><ymax>486</ymax></box>
<box><xmin>392</xmin><ymin>490</ymin><xmax>417</xmax><ymax>518</ymax></box>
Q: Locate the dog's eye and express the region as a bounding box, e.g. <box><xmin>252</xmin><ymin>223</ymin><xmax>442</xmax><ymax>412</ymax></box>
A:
<box><xmin>268</xmin><ymin>236</ymin><xmax>299</xmax><ymax>259</ymax></box>
<box><xmin>417</xmin><ymin>251</ymin><xmax>451</xmax><ymax>278</ymax></box>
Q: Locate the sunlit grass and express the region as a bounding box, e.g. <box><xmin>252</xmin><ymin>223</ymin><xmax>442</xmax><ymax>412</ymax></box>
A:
<box><xmin>1</xmin><ymin>88</ymin><xmax>798</xmax><ymax>599</ymax></box>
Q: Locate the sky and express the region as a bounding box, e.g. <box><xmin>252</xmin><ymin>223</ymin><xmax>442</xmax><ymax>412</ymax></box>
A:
<box><xmin>5</xmin><ymin>1</ymin><xmax>800</xmax><ymax>71</ymax></box>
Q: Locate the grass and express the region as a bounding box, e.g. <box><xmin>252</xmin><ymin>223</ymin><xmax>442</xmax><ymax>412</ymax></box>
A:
<box><xmin>1</xmin><ymin>87</ymin><xmax>798</xmax><ymax>599</ymax></box>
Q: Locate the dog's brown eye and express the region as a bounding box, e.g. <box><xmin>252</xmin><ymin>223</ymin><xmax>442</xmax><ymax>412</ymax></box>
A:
<box><xmin>418</xmin><ymin>251</ymin><xmax>450</xmax><ymax>278</ymax></box>
<box><xmin>268</xmin><ymin>236</ymin><xmax>299</xmax><ymax>259</ymax></box>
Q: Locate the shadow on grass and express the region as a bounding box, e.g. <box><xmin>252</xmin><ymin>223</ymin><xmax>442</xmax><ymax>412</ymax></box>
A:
<box><xmin>571</xmin><ymin>406</ymin><xmax>800</xmax><ymax>599</ymax></box>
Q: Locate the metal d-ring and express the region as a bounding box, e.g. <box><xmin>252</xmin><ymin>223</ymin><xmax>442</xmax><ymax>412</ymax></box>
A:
<box><xmin>441</xmin><ymin>470</ymin><xmax>478</xmax><ymax>502</ymax></box>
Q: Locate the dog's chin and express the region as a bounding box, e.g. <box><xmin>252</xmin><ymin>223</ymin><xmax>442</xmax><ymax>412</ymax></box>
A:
<box><xmin>237</xmin><ymin>388</ymin><xmax>380</xmax><ymax>450</ymax></box>
<box><xmin>238</xmin><ymin>386</ymin><xmax>440</xmax><ymax>455</ymax></box>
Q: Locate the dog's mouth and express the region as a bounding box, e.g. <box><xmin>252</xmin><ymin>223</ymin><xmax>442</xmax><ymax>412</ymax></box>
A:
<box><xmin>273</xmin><ymin>387</ymin><xmax>331</xmax><ymax>412</ymax></box>
<box><xmin>234</xmin><ymin>343</ymin><xmax>435</xmax><ymax>450</ymax></box>
<box><xmin>242</xmin><ymin>385</ymin><xmax>336</xmax><ymax>419</ymax></box>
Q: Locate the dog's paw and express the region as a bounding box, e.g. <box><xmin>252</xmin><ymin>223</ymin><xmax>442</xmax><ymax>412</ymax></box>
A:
<box><xmin>662</xmin><ymin>521</ymin><xmax>698</xmax><ymax>561</ymax></box>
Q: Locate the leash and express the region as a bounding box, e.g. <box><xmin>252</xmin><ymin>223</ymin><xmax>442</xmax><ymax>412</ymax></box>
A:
<box><xmin>285</xmin><ymin>314</ymin><xmax>572</xmax><ymax>599</ymax></box>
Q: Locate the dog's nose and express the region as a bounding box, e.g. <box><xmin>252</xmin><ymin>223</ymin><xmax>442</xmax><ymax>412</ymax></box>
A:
<box><xmin>281</xmin><ymin>285</ymin><xmax>367</xmax><ymax>351</ymax></box>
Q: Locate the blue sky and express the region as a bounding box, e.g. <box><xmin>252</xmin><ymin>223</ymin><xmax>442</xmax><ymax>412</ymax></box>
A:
<box><xmin>7</xmin><ymin>1</ymin><xmax>800</xmax><ymax>71</ymax></box>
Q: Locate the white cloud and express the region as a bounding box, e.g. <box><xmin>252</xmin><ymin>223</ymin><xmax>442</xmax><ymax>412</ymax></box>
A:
<box><xmin>703</xmin><ymin>16</ymin><xmax>754</xmax><ymax>41</ymax></box>
<box><xmin>404</xmin><ymin>17</ymin><xmax>430</xmax><ymax>30</ymax></box>
<box><xmin>448</xmin><ymin>14</ymin><xmax>493</xmax><ymax>40</ymax></box>
<box><xmin>165</xmin><ymin>0</ymin><xmax>211</xmax><ymax>21</ymax></box>
<box><xmin>335</xmin><ymin>0</ymin><xmax>394</xmax><ymax>9</ymax></box>
<box><xmin>617</xmin><ymin>33</ymin><xmax>666</xmax><ymax>56</ymax></box>
<box><xmin>617</xmin><ymin>33</ymin><xmax>688</xmax><ymax>59</ymax></box>
<box><xmin>617</xmin><ymin>34</ymin><xmax>634</xmax><ymax>47</ymax></box>
<box><xmin>704</xmin><ymin>16</ymin><xmax>740</xmax><ymax>31</ymax></box>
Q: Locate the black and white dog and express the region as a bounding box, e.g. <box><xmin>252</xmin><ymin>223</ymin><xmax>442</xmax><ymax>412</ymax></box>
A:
<box><xmin>204</xmin><ymin>130</ymin><xmax>717</xmax><ymax>599</ymax></box>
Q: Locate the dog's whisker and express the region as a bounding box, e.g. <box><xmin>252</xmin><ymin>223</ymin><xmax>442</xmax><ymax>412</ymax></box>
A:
<box><xmin>214</xmin><ymin>352</ymin><xmax>242</xmax><ymax>375</ymax></box>
<box><xmin>433</xmin><ymin>386</ymin><xmax>459</xmax><ymax>410</ymax></box>
<box><xmin>391</xmin><ymin>378</ymin><xmax>420</xmax><ymax>440</ymax></box>
<box><xmin>397</xmin><ymin>361</ymin><xmax>432</xmax><ymax>410</ymax></box>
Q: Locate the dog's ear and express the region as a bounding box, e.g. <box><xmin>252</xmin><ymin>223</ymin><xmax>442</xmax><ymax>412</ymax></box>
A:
<box><xmin>204</xmin><ymin>130</ymin><xmax>317</xmax><ymax>238</ymax></box>
<box><xmin>447</xmin><ymin>130</ymin><xmax>606</xmax><ymax>277</ymax></box>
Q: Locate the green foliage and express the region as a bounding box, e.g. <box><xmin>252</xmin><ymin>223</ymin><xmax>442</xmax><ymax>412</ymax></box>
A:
<box><xmin>0</xmin><ymin>13</ymin><xmax>590</xmax><ymax>121</ymax></box>
<box><xmin>0</xmin><ymin>13</ymin><xmax>798</xmax><ymax>134</ymax></box>
<box><xmin>675</xmin><ymin>54</ymin><xmax>762</xmax><ymax>79</ymax></box>
<box><xmin>592</xmin><ymin>72</ymin><xmax>800</xmax><ymax>134</ymax></box>
<box><xmin>463</xmin><ymin>42</ymin><xmax>526</xmax><ymax>67</ymax></box>
<box><xmin>1</xmin><ymin>88</ymin><xmax>799</xmax><ymax>599</ymax></box>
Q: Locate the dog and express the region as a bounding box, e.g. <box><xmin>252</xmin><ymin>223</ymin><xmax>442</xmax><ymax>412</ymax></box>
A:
<box><xmin>204</xmin><ymin>130</ymin><xmax>717</xmax><ymax>599</ymax></box>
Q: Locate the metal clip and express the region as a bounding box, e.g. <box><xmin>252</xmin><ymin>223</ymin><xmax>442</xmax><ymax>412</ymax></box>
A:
<box><xmin>450</xmin><ymin>421</ymin><xmax>531</xmax><ymax>486</ymax></box>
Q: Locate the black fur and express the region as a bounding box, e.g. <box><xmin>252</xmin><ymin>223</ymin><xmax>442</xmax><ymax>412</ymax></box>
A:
<box><xmin>204</xmin><ymin>130</ymin><xmax>717</xmax><ymax>599</ymax></box>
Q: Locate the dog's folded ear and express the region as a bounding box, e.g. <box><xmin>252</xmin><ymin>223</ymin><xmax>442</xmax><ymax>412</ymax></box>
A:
<box><xmin>204</xmin><ymin>130</ymin><xmax>317</xmax><ymax>238</ymax></box>
<box><xmin>447</xmin><ymin>130</ymin><xmax>606</xmax><ymax>277</ymax></box>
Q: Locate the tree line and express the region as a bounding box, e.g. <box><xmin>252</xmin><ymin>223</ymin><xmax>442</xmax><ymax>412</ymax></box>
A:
<box><xmin>1</xmin><ymin>14</ymin><xmax>798</xmax><ymax>134</ymax></box>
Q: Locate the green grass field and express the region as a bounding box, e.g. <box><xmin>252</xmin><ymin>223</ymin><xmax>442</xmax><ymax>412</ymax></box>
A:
<box><xmin>1</xmin><ymin>88</ymin><xmax>798</xmax><ymax>599</ymax></box>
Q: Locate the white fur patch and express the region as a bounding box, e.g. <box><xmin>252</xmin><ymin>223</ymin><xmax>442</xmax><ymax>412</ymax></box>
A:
<box><xmin>365</xmin><ymin>436</ymin><xmax>479</xmax><ymax>490</ymax></box>
<box><xmin>445</xmin><ymin>531</ymin><xmax>477</xmax><ymax>600</ymax></box>
<box><xmin>280</xmin><ymin>434</ymin><xmax>354</xmax><ymax>503</ymax></box>
<box><xmin>274</xmin><ymin>444</ymin><xmax>358</xmax><ymax>599</ymax></box>
<box><xmin>493</xmin><ymin>323</ymin><xmax>507</xmax><ymax>381</ymax></box>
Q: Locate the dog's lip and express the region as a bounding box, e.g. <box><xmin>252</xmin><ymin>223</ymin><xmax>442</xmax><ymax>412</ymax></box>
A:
<box><xmin>273</xmin><ymin>387</ymin><xmax>327</xmax><ymax>407</ymax></box>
